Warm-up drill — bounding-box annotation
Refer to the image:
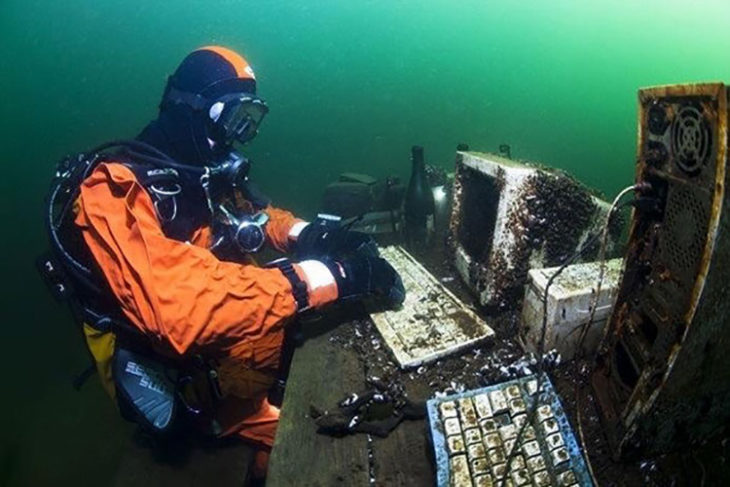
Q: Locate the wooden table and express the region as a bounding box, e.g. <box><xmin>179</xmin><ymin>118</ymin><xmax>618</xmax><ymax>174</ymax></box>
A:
<box><xmin>267</xmin><ymin>317</ymin><xmax>436</xmax><ymax>487</ymax></box>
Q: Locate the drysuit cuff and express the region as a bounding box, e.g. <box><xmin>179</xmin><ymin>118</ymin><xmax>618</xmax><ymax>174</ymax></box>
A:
<box><xmin>293</xmin><ymin>260</ymin><xmax>338</xmax><ymax>308</ymax></box>
<box><xmin>288</xmin><ymin>221</ymin><xmax>309</xmax><ymax>241</ymax></box>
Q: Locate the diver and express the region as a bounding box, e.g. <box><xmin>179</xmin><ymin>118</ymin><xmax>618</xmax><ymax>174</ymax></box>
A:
<box><xmin>40</xmin><ymin>46</ymin><xmax>405</xmax><ymax>479</ymax></box>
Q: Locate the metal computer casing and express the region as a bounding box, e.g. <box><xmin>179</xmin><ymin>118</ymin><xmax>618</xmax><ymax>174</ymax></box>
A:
<box><xmin>592</xmin><ymin>83</ymin><xmax>730</xmax><ymax>457</ymax></box>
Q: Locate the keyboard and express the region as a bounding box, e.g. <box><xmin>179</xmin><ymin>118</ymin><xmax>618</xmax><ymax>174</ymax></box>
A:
<box><xmin>370</xmin><ymin>245</ymin><xmax>495</xmax><ymax>368</ymax></box>
<box><xmin>427</xmin><ymin>375</ymin><xmax>592</xmax><ymax>486</ymax></box>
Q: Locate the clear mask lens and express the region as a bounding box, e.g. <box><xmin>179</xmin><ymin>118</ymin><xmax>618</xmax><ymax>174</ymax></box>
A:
<box><xmin>211</xmin><ymin>95</ymin><xmax>269</xmax><ymax>144</ymax></box>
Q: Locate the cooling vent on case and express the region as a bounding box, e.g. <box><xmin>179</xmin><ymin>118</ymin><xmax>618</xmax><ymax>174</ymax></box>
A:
<box><xmin>671</xmin><ymin>104</ymin><xmax>712</xmax><ymax>175</ymax></box>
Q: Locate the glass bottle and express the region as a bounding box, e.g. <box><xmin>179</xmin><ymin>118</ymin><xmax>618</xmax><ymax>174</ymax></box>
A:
<box><xmin>404</xmin><ymin>145</ymin><xmax>435</xmax><ymax>248</ymax></box>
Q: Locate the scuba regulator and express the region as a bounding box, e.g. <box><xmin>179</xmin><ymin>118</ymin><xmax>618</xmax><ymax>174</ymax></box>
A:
<box><xmin>203</xmin><ymin>150</ymin><xmax>272</xmax><ymax>256</ymax></box>
<box><xmin>215</xmin><ymin>206</ymin><xmax>270</xmax><ymax>254</ymax></box>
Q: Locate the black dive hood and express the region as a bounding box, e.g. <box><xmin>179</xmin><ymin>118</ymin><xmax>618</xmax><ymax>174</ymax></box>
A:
<box><xmin>151</xmin><ymin>98</ymin><xmax>226</xmax><ymax>168</ymax></box>
<box><xmin>135</xmin><ymin>108</ymin><xmax>254</xmax><ymax>195</ymax></box>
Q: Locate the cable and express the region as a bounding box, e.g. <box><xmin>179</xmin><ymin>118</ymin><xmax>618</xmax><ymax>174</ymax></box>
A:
<box><xmin>572</xmin><ymin>184</ymin><xmax>641</xmax><ymax>487</ymax></box>
<box><xmin>576</xmin><ymin>185</ymin><xmax>638</xmax><ymax>356</ymax></box>
<box><xmin>498</xmin><ymin>184</ymin><xmax>639</xmax><ymax>486</ymax></box>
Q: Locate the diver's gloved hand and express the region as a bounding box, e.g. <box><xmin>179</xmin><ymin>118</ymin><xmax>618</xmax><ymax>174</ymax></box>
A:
<box><xmin>322</xmin><ymin>254</ymin><xmax>405</xmax><ymax>308</ymax></box>
<box><xmin>294</xmin><ymin>223</ymin><xmax>379</xmax><ymax>260</ymax></box>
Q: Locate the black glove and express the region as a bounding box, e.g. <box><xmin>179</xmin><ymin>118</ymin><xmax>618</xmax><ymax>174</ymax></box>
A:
<box><xmin>295</xmin><ymin>223</ymin><xmax>378</xmax><ymax>260</ymax></box>
<box><xmin>311</xmin><ymin>386</ymin><xmax>426</xmax><ymax>438</ymax></box>
<box><xmin>322</xmin><ymin>254</ymin><xmax>405</xmax><ymax>308</ymax></box>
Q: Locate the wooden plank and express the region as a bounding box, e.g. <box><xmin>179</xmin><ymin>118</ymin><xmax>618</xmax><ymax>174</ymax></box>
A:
<box><xmin>372</xmin><ymin>418</ymin><xmax>435</xmax><ymax>486</ymax></box>
<box><xmin>268</xmin><ymin>320</ymin><xmax>369</xmax><ymax>487</ymax></box>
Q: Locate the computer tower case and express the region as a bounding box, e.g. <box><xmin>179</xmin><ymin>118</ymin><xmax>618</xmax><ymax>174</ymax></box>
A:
<box><xmin>448</xmin><ymin>152</ymin><xmax>619</xmax><ymax>308</ymax></box>
<box><xmin>592</xmin><ymin>83</ymin><xmax>730</xmax><ymax>457</ymax></box>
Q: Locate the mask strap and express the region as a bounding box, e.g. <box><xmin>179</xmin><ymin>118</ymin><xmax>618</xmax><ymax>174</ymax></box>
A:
<box><xmin>164</xmin><ymin>85</ymin><xmax>209</xmax><ymax>111</ymax></box>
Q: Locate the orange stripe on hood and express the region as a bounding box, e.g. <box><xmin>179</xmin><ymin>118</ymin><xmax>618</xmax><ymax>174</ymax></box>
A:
<box><xmin>199</xmin><ymin>45</ymin><xmax>256</xmax><ymax>80</ymax></box>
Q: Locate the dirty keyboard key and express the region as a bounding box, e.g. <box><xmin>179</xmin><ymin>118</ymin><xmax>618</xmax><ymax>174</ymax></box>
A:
<box><xmin>508</xmin><ymin>398</ymin><xmax>526</xmax><ymax>416</ymax></box>
<box><xmin>537</xmin><ymin>405</ymin><xmax>553</xmax><ymax>422</ymax></box>
<box><xmin>444</xmin><ymin>417</ymin><xmax>462</xmax><ymax>436</ymax></box>
<box><xmin>447</xmin><ymin>435</ymin><xmax>466</xmax><ymax>456</ymax></box>
<box><xmin>521</xmin><ymin>440</ymin><xmax>542</xmax><ymax>458</ymax></box>
<box><xmin>551</xmin><ymin>447</ymin><xmax>570</xmax><ymax>467</ymax></box>
<box><xmin>526</xmin><ymin>455</ymin><xmax>546</xmax><ymax>474</ymax></box>
<box><xmin>473</xmin><ymin>474</ymin><xmax>494</xmax><ymax>487</ymax></box>
<box><xmin>558</xmin><ymin>470</ymin><xmax>578</xmax><ymax>487</ymax></box>
<box><xmin>467</xmin><ymin>443</ymin><xmax>486</xmax><ymax>461</ymax></box>
<box><xmin>464</xmin><ymin>428</ymin><xmax>482</xmax><ymax>446</ymax></box>
<box><xmin>480</xmin><ymin>418</ymin><xmax>499</xmax><ymax>436</ymax></box>
<box><xmin>449</xmin><ymin>454</ymin><xmax>471</xmax><ymax>487</ymax></box>
<box><xmin>460</xmin><ymin>400</ymin><xmax>479</xmax><ymax>429</ymax></box>
<box><xmin>491</xmin><ymin>463</ymin><xmax>507</xmax><ymax>479</ymax></box>
<box><xmin>503</xmin><ymin>439</ymin><xmax>516</xmax><ymax>457</ymax></box>
<box><xmin>510</xmin><ymin>468</ymin><xmax>530</xmax><ymax>486</ymax></box>
<box><xmin>508</xmin><ymin>455</ymin><xmax>525</xmax><ymax>470</ymax></box>
<box><xmin>533</xmin><ymin>470</ymin><xmax>552</xmax><ymax>486</ymax></box>
<box><xmin>504</xmin><ymin>384</ymin><xmax>522</xmax><ymax>401</ymax></box>
<box><xmin>511</xmin><ymin>413</ymin><xmax>527</xmax><ymax>429</ymax></box>
<box><xmin>471</xmin><ymin>458</ymin><xmax>490</xmax><ymax>476</ymax></box>
<box><xmin>488</xmin><ymin>390</ymin><xmax>508</xmax><ymax>413</ymax></box>
<box><xmin>498</xmin><ymin>424</ymin><xmax>517</xmax><ymax>442</ymax></box>
<box><xmin>440</xmin><ymin>401</ymin><xmax>458</xmax><ymax>419</ymax></box>
<box><xmin>484</xmin><ymin>432</ymin><xmax>502</xmax><ymax>450</ymax></box>
<box><xmin>487</xmin><ymin>448</ymin><xmax>506</xmax><ymax>466</ymax></box>
<box><xmin>542</xmin><ymin>417</ymin><xmax>559</xmax><ymax>435</ymax></box>
<box><xmin>557</xmin><ymin>469</ymin><xmax>578</xmax><ymax>486</ymax></box>
<box><xmin>546</xmin><ymin>432</ymin><xmax>565</xmax><ymax>450</ymax></box>
<box><xmin>473</xmin><ymin>394</ymin><xmax>493</xmax><ymax>419</ymax></box>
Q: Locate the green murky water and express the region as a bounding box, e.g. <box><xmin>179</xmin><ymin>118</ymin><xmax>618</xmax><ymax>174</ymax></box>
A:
<box><xmin>2</xmin><ymin>1</ymin><xmax>730</xmax><ymax>484</ymax></box>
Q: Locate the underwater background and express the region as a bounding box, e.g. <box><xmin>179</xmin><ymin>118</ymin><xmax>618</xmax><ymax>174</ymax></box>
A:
<box><xmin>2</xmin><ymin>0</ymin><xmax>730</xmax><ymax>484</ymax></box>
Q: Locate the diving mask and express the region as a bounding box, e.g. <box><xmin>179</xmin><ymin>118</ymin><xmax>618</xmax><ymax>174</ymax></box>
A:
<box><xmin>163</xmin><ymin>84</ymin><xmax>269</xmax><ymax>145</ymax></box>
<box><xmin>207</xmin><ymin>94</ymin><xmax>268</xmax><ymax>145</ymax></box>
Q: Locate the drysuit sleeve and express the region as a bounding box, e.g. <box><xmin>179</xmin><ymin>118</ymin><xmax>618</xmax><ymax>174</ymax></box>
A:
<box><xmin>264</xmin><ymin>205</ymin><xmax>306</xmax><ymax>253</ymax></box>
<box><xmin>74</xmin><ymin>162</ymin><xmax>333</xmax><ymax>356</ymax></box>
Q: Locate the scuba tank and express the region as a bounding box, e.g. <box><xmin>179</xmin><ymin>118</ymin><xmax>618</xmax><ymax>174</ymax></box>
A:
<box><xmin>403</xmin><ymin>145</ymin><xmax>435</xmax><ymax>248</ymax></box>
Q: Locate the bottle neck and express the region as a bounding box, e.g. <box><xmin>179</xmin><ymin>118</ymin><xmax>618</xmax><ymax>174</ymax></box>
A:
<box><xmin>410</xmin><ymin>146</ymin><xmax>424</xmax><ymax>171</ymax></box>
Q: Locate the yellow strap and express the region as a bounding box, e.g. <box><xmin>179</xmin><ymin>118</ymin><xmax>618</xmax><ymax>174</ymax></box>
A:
<box><xmin>82</xmin><ymin>323</ymin><xmax>116</xmax><ymax>399</ymax></box>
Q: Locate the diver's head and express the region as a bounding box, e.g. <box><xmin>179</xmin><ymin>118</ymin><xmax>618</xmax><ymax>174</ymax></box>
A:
<box><xmin>157</xmin><ymin>46</ymin><xmax>268</xmax><ymax>165</ymax></box>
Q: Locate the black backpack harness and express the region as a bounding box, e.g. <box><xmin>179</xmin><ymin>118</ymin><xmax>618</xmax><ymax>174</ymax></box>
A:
<box><xmin>38</xmin><ymin>141</ymin><xmax>228</xmax><ymax>436</ymax></box>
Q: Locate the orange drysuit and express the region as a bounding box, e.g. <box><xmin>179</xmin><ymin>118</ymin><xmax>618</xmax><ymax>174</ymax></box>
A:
<box><xmin>74</xmin><ymin>161</ymin><xmax>335</xmax><ymax>466</ymax></box>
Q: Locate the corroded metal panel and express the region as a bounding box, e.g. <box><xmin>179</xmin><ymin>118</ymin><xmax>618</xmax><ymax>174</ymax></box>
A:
<box><xmin>370</xmin><ymin>246</ymin><xmax>494</xmax><ymax>368</ymax></box>
<box><xmin>592</xmin><ymin>83</ymin><xmax>730</xmax><ymax>457</ymax></box>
